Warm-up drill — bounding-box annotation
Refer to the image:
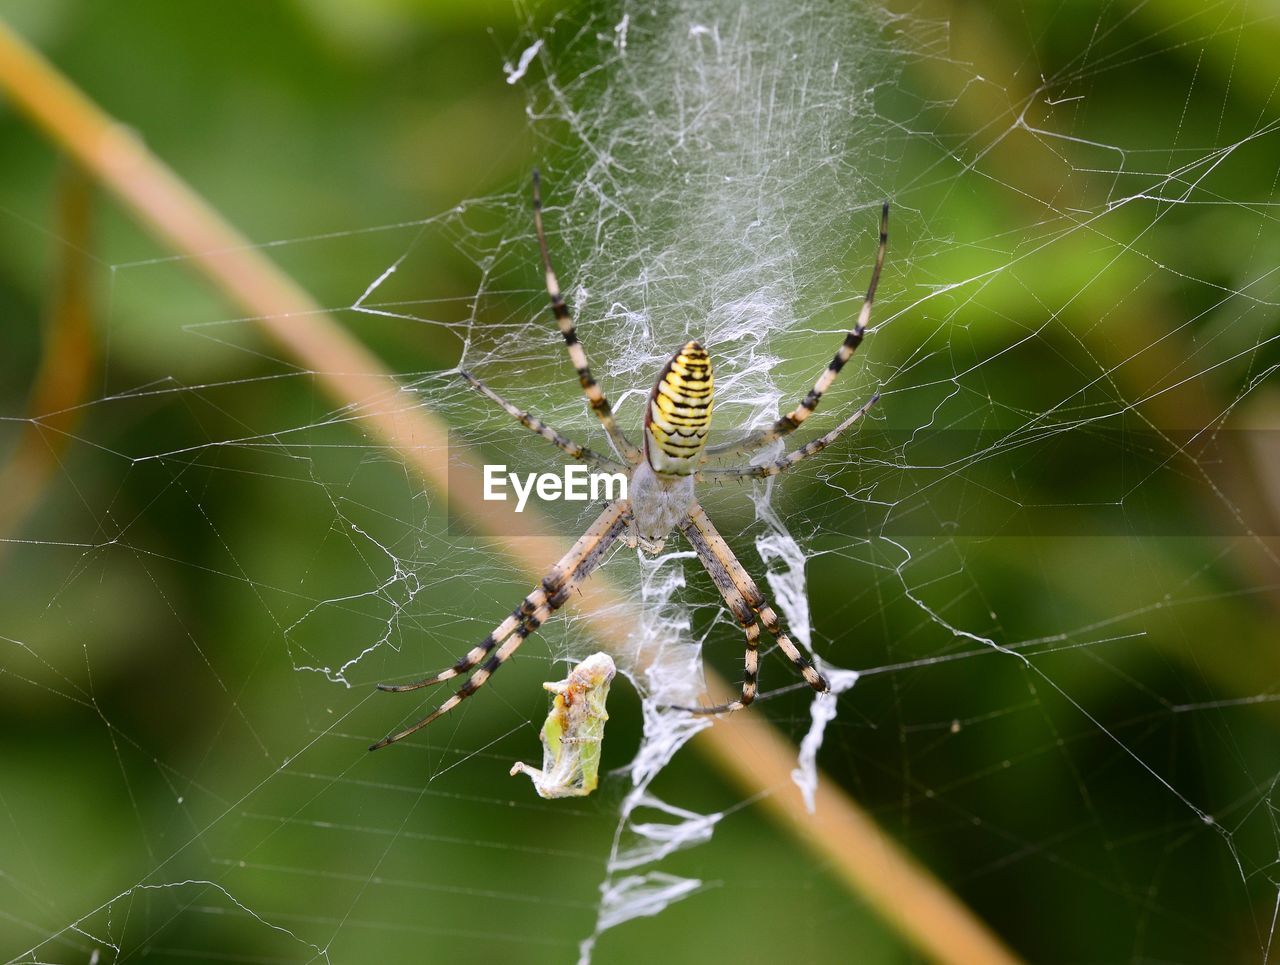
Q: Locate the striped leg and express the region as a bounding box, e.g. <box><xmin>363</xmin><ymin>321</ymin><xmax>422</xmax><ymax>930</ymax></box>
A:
<box><xmin>704</xmin><ymin>202</ymin><xmax>888</xmax><ymax>459</ymax></box>
<box><xmin>672</xmin><ymin>517</ymin><xmax>761</xmax><ymax>714</ymax></box>
<box><xmin>532</xmin><ymin>171</ymin><xmax>641</xmax><ymax>464</ymax></box>
<box><xmin>459</xmin><ymin>370</ymin><xmax>627</xmax><ymax>471</ymax></box>
<box><xmin>374</xmin><ymin>594</ymin><xmax>543</xmax><ymax>694</ymax></box>
<box><xmin>677</xmin><ymin>503</ymin><xmax>828</xmax><ymax>716</ymax></box>
<box><xmin>369</xmin><ymin>501</ymin><xmax>631</xmax><ymax>749</ymax></box>
<box><xmin>700</xmin><ymin>391</ymin><xmax>879</xmax><ymax>483</ymax></box>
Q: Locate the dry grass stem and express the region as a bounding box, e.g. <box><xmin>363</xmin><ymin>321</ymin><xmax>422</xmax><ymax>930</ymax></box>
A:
<box><xmin>0</xmin><ymin>164</ymin><xmax>96</xmax><ymax>547</ymax></box>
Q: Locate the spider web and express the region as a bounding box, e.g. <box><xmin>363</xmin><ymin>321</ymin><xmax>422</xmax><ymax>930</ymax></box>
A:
<box><xmin>2</xmin><ymin>0</ymin><xmax>1279</xmax><ymax>962</ymax></box>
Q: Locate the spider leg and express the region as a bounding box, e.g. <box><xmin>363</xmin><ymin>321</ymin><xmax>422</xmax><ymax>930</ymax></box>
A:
<box><xmin>458</xmin><ymin>370</ymin><xmax>628</xmax><ymax>472</ymax></box>
<box><xmin>699</xmin><ymin>391</ymin><xmax>878</xmax><ymax>483</ymax></box>
<box><xmin>369</xmin><ymin>500</ymin><xmax>631</xmax><ymax>749</ymax></box>
<box><xmin>532</xmin><ymin>171</ymin><xmax>641</xmax><ymax>465</ymax></box>
<box><xmin>374</xmin><ymin>594</ymin><xmax>541</xmax><ymax>694</ymax></box>
<box><xmin>704</xmin><ymin>202</ymin><xmax>887</xmax><ymax>460</ymax></box>
<box><xmin>370</xmin><ymin>601</ymin><xmax>556</xmax><ymax>750</ymax></box>
<box><xmin>670</xmin><ymin>524</ymin><xmax>761</xmax><ymax>714</ymax></box>
<box><xmin>674</xmin><ymin>503</ymin><xmax>827</xmax><ymax>716</ymax></box>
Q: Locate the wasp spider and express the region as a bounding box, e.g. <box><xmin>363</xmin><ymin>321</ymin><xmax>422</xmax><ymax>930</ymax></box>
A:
<box><xmin>369</xmin><ymin>173</ymin><xmax>887</xmax><ymax>750</ymax></box>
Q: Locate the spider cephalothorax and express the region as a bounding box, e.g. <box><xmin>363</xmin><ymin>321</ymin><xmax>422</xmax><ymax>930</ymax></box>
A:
<box><xmin>370</xmin><ymin>173</ymin><xmax>886</xmax><ymax>750</ymax></box>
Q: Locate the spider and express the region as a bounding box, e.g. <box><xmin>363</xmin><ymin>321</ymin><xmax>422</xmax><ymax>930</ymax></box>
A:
<box><xmin>369</xmin><ymin>173</ymin><xmax>887</xmax><ymax>751</ymax></box>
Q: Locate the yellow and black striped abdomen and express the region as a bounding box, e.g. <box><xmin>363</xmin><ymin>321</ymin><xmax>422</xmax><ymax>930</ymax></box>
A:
<box><xmin>644</xmin><ymin>340</ymin><xmax>714</xmax><ymax>476</ymax></box>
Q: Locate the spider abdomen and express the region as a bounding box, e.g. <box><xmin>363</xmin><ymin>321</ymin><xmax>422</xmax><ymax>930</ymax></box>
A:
<box><xmin>644</xmin><ymin>340</ymin><xmax>713</xmax><ymax>476</ymax></box>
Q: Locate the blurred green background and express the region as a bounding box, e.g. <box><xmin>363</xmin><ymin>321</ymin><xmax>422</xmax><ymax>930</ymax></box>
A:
<box><xmin>2</xmin><ymin>1</ymin><xmax>1279</xmax><ymax>963</ymax></box>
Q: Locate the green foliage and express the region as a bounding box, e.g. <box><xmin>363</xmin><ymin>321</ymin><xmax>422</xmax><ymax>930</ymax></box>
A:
<box><xmin>1</xmin><ymin>1</ymin><xmax>1278</xmax><ymax>962</ymax></box>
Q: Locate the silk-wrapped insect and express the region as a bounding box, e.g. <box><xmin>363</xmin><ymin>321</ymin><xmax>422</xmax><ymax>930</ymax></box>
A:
<box><xmin>510</xmin><ymin>652</ymin><xmax>616</xmax><ymax>799</ymax></box>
